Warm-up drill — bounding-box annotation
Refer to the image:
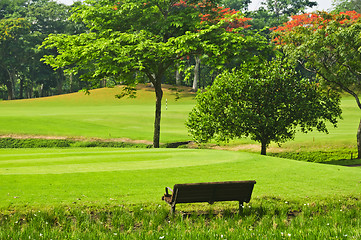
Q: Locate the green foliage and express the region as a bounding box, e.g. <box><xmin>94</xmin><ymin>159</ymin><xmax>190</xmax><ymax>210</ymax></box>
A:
<box><xmin>70</xmin><ymin>140</ymin><xmax>151</xmax><ymax>148</ymax></box>
<box><xmin>41</xmin><ymin>0</ymin><xmax>263</xmax><ymax>148</ymax></box>
<box><xmin>221</xmin><ymin>0</ymin><xmax>251</xmax><ymax>11</ymax></box>
<box><xmin>273</xmin><ymin>12</ymin><xmax>361</xmax><ymax>109</ymax></box>
<box><xmin>273</xmin><ymin>11</ymin><xmax>361</xmax><ymax>157</ymax></box>
<box><xmin>269</xmin><ymin>148</ymin><xmax>359</xmax><ymax>163</ymax></box>
<box><xmin>0</xmin><ymin>18</ymin><xmax>30</xmax><ymax>41</ymax></box>
<box><xmin>0</xmin><ymin>138</ymin><xmax>153</xmax><ymax>148</ymax></box>
<box><xmin>0</xmin><ymin>17</ymin><xmax>31</xmax><ymax>99</ymax></box>
<box><xmin>0</xmin><ymin>0</ymin><xmax>85</xmax><ymax>100</ymax></box>
<box><xmin>0</xmin><ymin>138</ymin><xmax>74</xmax><ymax>148</ymax></box>
<box><xmin>187</xmin><ymin>59</ymin><xmax>342</xmax><ymax>154</ymax></box>
<box><xmin>248</xmin><ymin>0</ymin><xmax>317</xmax><ymax>30</ymax></box>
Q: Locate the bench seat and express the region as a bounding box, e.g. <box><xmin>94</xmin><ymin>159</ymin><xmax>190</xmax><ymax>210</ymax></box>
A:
<box><xmin>162</xmin><ymin>180</ymin><xmax>256</xmax><ymax>213</ymax></box>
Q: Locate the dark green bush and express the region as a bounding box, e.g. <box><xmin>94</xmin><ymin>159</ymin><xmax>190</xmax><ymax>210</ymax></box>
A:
<box><xmin>0</xmin><ymin>138</ymin><xmax>151</xmax><ymax>148</ymax></box>
<box><xmin>269</xmin><ymin>149</ymin><xmax>358</xmax><ymax>163</ymax></box>
<box><xmin>0</xmin><ymin>138</ymin><xmax>74</xmax><ymax>148</ymax></box>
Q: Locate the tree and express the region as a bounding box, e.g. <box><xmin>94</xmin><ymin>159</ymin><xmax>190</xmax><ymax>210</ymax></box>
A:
<box><xmin>42</xmin><ymin>0</ymin><xmax>257</xmax><ymax>148</ymax></box>
<box><xmin>272</xmin><ymin>11</ymin><xmax>361</xmax><ymax>158</ymax></box>
<box><xmin>0</xmin><ymin>0</ymin><xmax>28</xmax><ymax>19</ymax></box>
<box><xmin>221</xmin><ymin>0</ymin><xmax>251</xmax><ymax>11</ymax></box>
<box><xmin>186</xmin><ymin>60</ymin><xmax>342</xmax><ymax>155</ymax></box>
<box><xmin>248</xmin><ymin>0</ymin><xmax>317</xmax><ymax>30</ymax></box>
<box><xmin>0</xmin><ymin>17</ymin><xmax>30</xmax><ymax>100</ymax></box>
<box><xmin>333</xmin><ymin>0</ymin><xmax>361</xmax><ymax>12</ymax></box>
<box><xmin>26</xmin><ymin>0</ymin><xmax>85</xmax><ymax>97</ymax></box>
<box><xmin>0</xmin><ymin>0</ymin><xmax>84</xmax><ymax>99</ymax></box>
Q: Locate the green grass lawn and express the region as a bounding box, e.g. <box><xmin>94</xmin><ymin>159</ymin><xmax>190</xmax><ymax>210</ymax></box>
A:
<box><xmin>0</xmin><ymin>85</ymin><xmax>195</xmax><ymax>143</ymax></box>
<box><xmin>1</xmin><ymin>148</ymin><xmax>360</xmax><ymax>239</ymax></box>
<box><xmin>0</xmin><ymin>86</ymin><xmax>359</xmax><ymax>148</ymax></box>
<box><xmin>0</xmin><ymin>88</ymin><xmax>360</xmax><ymax>239</ymax></box>
<box><xmin>1</xmin><ymin>148</ymin><xmax>360</xmax><ymax>209</ymax></box>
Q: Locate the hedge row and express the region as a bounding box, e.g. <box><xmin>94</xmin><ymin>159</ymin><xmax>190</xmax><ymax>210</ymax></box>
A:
<box><xmin>0</xmin><ymin>138</ymin><xmax>151</xmax><ymax>148</ymax></box>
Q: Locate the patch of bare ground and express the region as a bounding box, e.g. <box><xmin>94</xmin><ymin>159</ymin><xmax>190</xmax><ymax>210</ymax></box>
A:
<box><xmin>0</xmin><ymin>134</ymin><xmax>153</xmax><ymax>145</ymax></box>
<box><xmin>210</xmin><ymin>144</ymin><xmax>287</xmax><ymax>153</ymax></box>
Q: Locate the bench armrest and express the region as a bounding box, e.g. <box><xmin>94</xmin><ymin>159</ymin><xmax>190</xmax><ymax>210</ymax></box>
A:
<box><xmin>165</xmin><ymin>187</ymin><xmax>173</xmax><ymax>196</ymax></box>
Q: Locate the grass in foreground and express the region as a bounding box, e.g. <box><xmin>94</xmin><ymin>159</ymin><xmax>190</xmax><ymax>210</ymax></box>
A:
<box><xmin>1</xmin><ymin>196</ymin><xmax>360</xmax><ymax>239</ymax></box>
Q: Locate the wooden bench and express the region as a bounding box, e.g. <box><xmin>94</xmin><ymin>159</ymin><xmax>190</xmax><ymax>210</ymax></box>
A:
<box><xmin>161</xmin><ymin>180</ymin><xmax>256</xmax><ymax>213</ymax></box>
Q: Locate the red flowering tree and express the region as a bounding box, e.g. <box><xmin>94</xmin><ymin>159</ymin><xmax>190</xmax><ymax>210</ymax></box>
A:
<box><xmin>272</xmin><ymin>11</ymin><xmax>361</xmax><ymax>158</ymax></box>
<box><xmin>177</xmin><ymin>1</ymin><xmax>252</xmax><ymax>91</ymax></box>
<box><xmin>42</xmin><ymin>0</ymin><xmax>255</xmax><ymax>148</ymax></box>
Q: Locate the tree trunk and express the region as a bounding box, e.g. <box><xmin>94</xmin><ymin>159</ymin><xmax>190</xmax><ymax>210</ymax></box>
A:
<box><xmin>357</xmin><ymin>118</ymin><xmax>361</xmax><ymax>159</ymax></box>
<box><xmin>153</xmin><ymin>81</ymin><xmax>163</xmax><ymax>148</ymax></box>
<box><xmin>175</xmin><ymin>66</ymin><xmax>181</xmax><ymax>86</ymax></box>
<box><xmin>19</xmin><ymin>78</ymin><xmax>24</xmax><ymax>99</ymax></box>
<box><xmin>69</xmin><ymin>73</ymin><xmax>73</xmax><ymax>93</ymax></box>
<box><xmin>56</xmin><ymin>69</ymin><xmax>65</xmax><ymax>95</ymax></box>
<box><xmin>192</xmin><ymin>55</ymin><xmax>200</xmax><ymax>92</ymax></box>
<box><xmin>261</xmin><ymin>141</ymin><xmax>267</xmax><ymax>155</ymax></box>
<box><xmin>6</xmin><ymin>80</ymin><xmax>13</xmax><ymax>100</ymax></box>
<box><xmin>39</xmin><ymin>83</ymin><xmax>44</xmax><ymax>97</ymax></box>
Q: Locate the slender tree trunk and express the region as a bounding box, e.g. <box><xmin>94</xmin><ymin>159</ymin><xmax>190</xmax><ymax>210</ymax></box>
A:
<box><xmin>11</xmin><ymin>74</ymin><xmax>16</xmax><ymax>99</ymax></box>
<box><xmin>6</xmin><ymin>80</ymin><xmax>13</xmax><ymax>100</ymax></box>
<box><xmin>192</xmin><ymin>55</ymin><xmax>201</xmax><ymax>92</ymax></box>
<box><xmin>153</xmin><ymin>81</ymin><xmax>163</xmax><ymax>148</ymax></box>
<box><xmin>357</xmin><ymin>118</ymin><xmax>361</xmax><ymax>159</ymax></box>
<box><xmin>39</xmin><ymin>83</ymin><xmax>44</xmax><ymax>97</ymax></box>
<box><xmin>56</xmin><ymin>69</ymin><xmax>65</xmax><ymax>95</ymax></box>
<box><xmin>175</xmin><ymin>65</ymin><xmax>181</xmax><ymax>86</ymax></box>
<box><xmin>19</xmin><ymin>78</ymin><xmax>24</xmax><ymax>99</ymax></box>
<box><xmin>69</xmin><ymin>73</ymin><xmax>73</xmax><ymax>93</ymax></box>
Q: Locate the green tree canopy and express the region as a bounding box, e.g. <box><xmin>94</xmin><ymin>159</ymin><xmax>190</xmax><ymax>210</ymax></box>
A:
<box><xmin>221</xmin><ymin>0</ymin><xmax>251</xmax><ymax>11</ymax></box>
<box><xmin>0</xmin><ymin>17</ymin><xmax>30</xmax><ymax>99</ymax></box>
<box><xmin>42</xmin><ymin>0</ymin><xmax>261</xmax><ymax>147</ymax></box>
<box><xmin>186</xmin><ymin>60</ymin><xmax>342</xmax><ymax>155</ymax></box>
<box><xmin>272</xmin><ymin>11</ymin><xmax>361</xmax><ymax>158</ymax></box>
<box><xmin>249</xmin><ymin>0</ymin><xmax>317</xmax><ymax>30</ymax></box>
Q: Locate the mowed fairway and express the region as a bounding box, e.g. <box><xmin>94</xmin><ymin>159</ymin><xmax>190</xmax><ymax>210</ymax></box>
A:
<box><xmin>0</xmin><ymin>85</ymin><xmax>359</xmax><ymax>147</ymax></box>
<box><xmin>0</xmin><ymin>85</ymin><xmax>195</xmax><ymax>143</ymax></box>
<box><xmin>1</xmin><ymin>148</ymin><xmax>360</xmax><ymax>209</ymax></box>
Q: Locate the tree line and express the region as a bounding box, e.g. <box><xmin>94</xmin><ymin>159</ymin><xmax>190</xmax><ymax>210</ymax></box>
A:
<box><xmin>0</xmin><ymin>0</ymin><xmax>87</xmax><ymax>100</ymax></box>
<box><xmin>0</xmin><ymin>0</ymin><xmax>324</xmax><ymax>100</ymax></box>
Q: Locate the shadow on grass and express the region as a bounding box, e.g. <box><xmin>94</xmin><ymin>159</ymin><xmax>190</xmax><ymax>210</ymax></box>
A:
<box><xmin>322</xmin><ymin>158</ymin><xmax>361</xmax><ymax>167</ymax></box>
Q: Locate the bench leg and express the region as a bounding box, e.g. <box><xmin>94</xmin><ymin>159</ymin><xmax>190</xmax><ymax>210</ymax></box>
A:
<box><xmin>239</xmin><ymin>202</ymin><xmax>243</xmax><ymax>215</ymax></box>
<box><xmin>171</xmin><ymin>205</ymin><xmax>176</xmax><ymax>214</ymax></box>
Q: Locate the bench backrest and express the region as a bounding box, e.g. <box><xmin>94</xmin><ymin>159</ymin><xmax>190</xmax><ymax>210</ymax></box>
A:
<box><xmin>171</xmin><ymin>180</ymin><xmax>256</xmax><ymax>204</ymax></box>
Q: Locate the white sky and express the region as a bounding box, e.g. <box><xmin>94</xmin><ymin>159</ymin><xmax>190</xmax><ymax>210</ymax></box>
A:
<box><xmin>56</xmin><ymin>0</ymin><xmax>334</xmax><ymax>12</ymax></box>
<box><xmin>249</xmin><ymin>0</ymin><xmax>333</xmax><ymax>11</ymax></box>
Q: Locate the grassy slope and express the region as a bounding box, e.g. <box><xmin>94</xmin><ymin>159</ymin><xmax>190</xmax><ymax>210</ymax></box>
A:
<box><xmin>0</xmin><ymin>86</ymin><xmax>359</xmax><ymax>147</ymax></box>
<box><xmin>0</xmin><ymin>148</ymin><xmax>360</xmax><ymax>209</ymax></box>
<box><xmin>0</xmin><ymin>85</ymin><xmax>195</xmax><ymax>143</ymax></box>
